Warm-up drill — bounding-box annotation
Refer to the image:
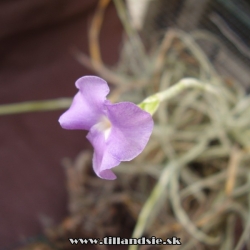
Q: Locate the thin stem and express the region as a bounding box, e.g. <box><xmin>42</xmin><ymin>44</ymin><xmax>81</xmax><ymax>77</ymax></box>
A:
<box><xmin>138</xmin><ymin>78</ymin><xmax>221</xmax><ymax>116</ymax></box>
<box><xmin>234</xmin><ymin>173</ymin><xmax>250</xmax><ymax>250</ymax></box>
<box><xmin>170</xmin><ymin>170</ymin><xmax>220</xmax><ymax>245</ymax></box>
<box><xmin>0</xmin><ymin>98</ymin><xmax>72</xmax><ymax>115</ymax></box>
<box><xmin>155</xmin><ymin>78</ymin><xmax>218</xmax><ymax>102</ymax></box>
<box><xmin>128</xmin><ymin>162</ymin><xmax>177</xmax><ymax>250</ymax></box>
<box><xmin>129</xmin><ymin>136</ymin><xmax>211</xmax><ymax>250</ymax></box>
<box><xmin>113</xmin><ymin>0</ymin><xmax>147</xmax><ymax>65</ymax></box>
<box><xmin>89</xmin><ymin>0</ymin><xmax>110</xmax><ymax>64</ymax></box>
<box><xmin>113</xmin><ymin>0</ymin><xmax>134</xmax><ymax>38</ymax></box>
<box><xmin>174</xmin><ymin>29</ymin><xmax>219</xmax><ymax>81</ymax></box>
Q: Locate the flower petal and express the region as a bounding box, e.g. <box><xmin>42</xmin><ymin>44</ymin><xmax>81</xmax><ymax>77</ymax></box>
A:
<box><xmin>86</xmin><ymin>124</ymin><xmax>118</xmax><ymax>180</ymax></box>
<box><xmin>87</xmin><ymin>102</ymin><xmax>153</xmax><ymax>180</ymax></box>
<box><xmin>105</xmin><ymin>102</ymin><xmax>154</xmax><ymax>161</ymax></box>
<box><xmin>59</xmin><ymin>76</ymin><xmax>109</xmax><ymax>130</ymax></box>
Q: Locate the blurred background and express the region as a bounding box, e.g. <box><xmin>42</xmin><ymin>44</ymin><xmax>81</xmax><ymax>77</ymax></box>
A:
<box><xmin>0</xmin><ymin>0</ymin><xmax>122</xmax><ymax>248</ymax></box>
<box><xmin>1</xmin><ymin>0</ymin><xmax>250</xmax><ymax>249</ymax></box>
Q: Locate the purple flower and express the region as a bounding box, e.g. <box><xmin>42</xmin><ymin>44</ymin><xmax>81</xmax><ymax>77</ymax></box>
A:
<box><xmin>59</xmin><ymin>76</ymin><xmax>153</xmax><ymax>180</ymax></box>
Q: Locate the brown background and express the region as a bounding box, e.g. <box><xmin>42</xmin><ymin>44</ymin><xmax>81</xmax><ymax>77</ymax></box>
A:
<box><xmin>0</xmin><ymin>0</ymin><xmax>122</xmax><ymax>248</ymax></box>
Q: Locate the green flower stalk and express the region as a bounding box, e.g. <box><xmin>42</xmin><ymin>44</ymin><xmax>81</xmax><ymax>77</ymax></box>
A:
<box><xmin>138</xmin><ymin>78</ymin><xmax>218</xmax><ymax>115</ymax></box>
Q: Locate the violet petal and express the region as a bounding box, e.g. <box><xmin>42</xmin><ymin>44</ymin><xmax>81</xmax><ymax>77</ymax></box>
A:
<box><xmin>87</xmin><ymin>102</ymin><xmax>153</xmax><ymax>179</ymax></box>
<box><xmin>87</xmin><ymin>124</ymin><xmax>118</xmax><ymax>180</ymax></box>
<box><xmin>105</xmin><ymin>102</ymin><xmax>154</xmax><ymax>161</ymax></box>
<box><xmin>59</xmin><ymin>76</ymin><xmax>109</xmax><ymax>130</ymax></box>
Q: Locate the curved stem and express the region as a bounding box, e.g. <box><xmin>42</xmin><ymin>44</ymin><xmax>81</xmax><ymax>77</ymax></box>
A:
<box><xmin>139</xmin><ymin>78</ymin><xmax>221</xmax><ymax>116</ymax></box>
<box><xmin>89</xmin><ymin>0</ymin><xmax>110</xmax><ymax>64</ymax></box>
<box><xmin>155</xmin><ymin>78</ymin><xmax>218</xmax><ymax>102</ymax></box>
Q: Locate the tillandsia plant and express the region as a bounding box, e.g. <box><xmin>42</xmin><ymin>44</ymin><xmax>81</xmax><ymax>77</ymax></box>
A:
<box><xmin>58</xmin><ymin>75</ymin><xmax>218</xmax><ymax>180</ymax></box>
